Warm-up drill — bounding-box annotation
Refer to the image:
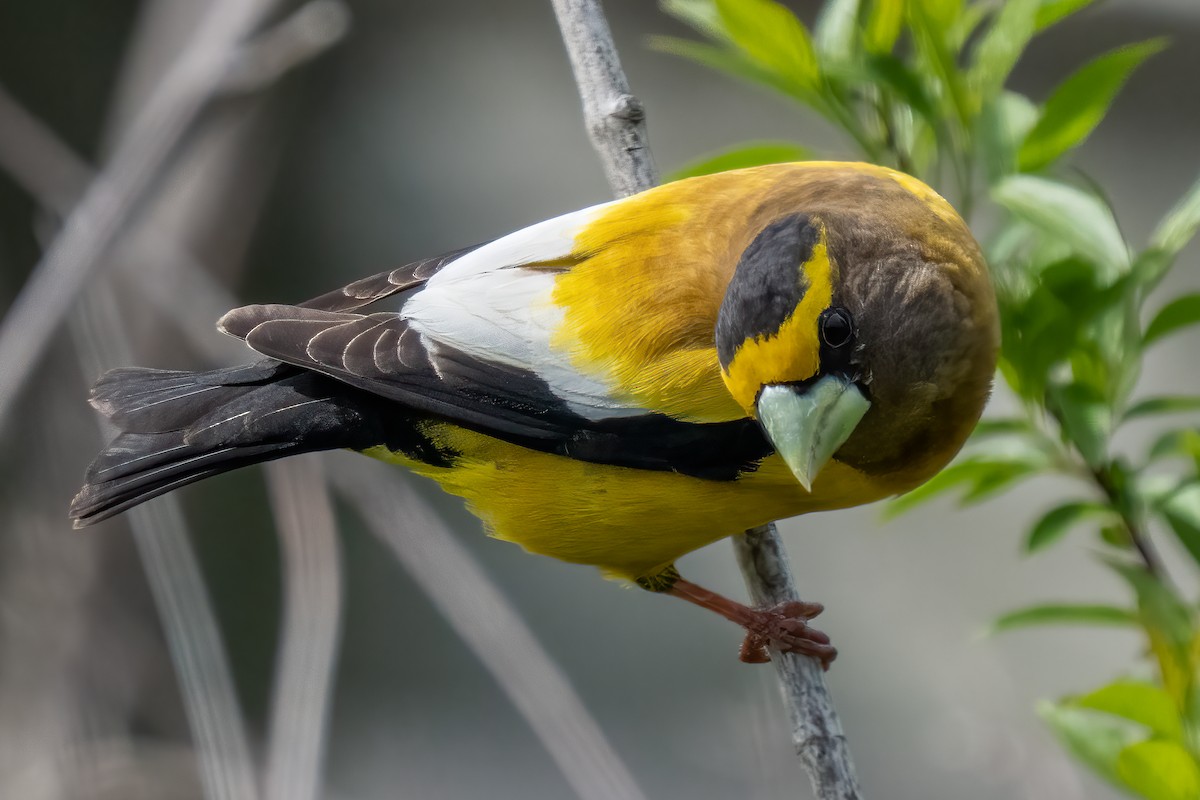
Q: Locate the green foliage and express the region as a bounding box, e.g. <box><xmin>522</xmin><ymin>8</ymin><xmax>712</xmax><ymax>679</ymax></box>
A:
<box><xmin>669</xmin><ymin>141</ymin><xmax>813</xmax><ymax>181</ymax></box>
<box><xmin>656</xmin><ymin>0</ymin><xmax>1200</xmax><ymax>794</ymax></box>
<box><xmin>989</xmin><ymin>602</ymin><xmax>1137</xmax><ymax>634</ymax></box>
<box><xmin>1017</xmin><ymin>40</ymin><xmax>1166</xmax><ymax>172</ymax></box>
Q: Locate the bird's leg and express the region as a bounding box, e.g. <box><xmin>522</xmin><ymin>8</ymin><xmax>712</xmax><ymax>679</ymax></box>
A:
<box><xmin>638</xmin><ymin>567</ymin><xmax>837</xmax><ymax>668</ymax></box>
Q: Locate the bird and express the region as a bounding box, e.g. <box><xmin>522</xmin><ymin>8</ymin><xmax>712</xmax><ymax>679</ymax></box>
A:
<box><xmin>71</xmin><ymin>162</ymin><xmax>999</xmax><ymax>667</ymax></box>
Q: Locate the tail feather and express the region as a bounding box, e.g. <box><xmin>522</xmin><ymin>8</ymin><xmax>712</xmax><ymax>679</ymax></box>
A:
<box><xmin>71</xmin><ymin>361</ymin><xmax>390</xmax><ymax>527</ymax></box>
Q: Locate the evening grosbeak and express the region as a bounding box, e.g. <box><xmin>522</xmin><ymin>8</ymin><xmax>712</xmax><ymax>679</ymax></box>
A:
<box><xmin>72</xmin><ymin>162</ymin><xmax>999</xmax><ymax>667</ymax></box>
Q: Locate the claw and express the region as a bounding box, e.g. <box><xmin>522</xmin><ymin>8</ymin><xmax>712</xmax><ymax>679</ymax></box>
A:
<box><xmin>739</xmin><ymin>632</ymin><xmax>771</xmax><ymax>663</ymax></box>
<box><xmin>663</xmin><ymin>576</ymin><xmax>838</xmax><ymax>669</ymax></box>
<box><xmin>743</xmin><ymin>601</ymin><xmax>838</xmax><ymax>669</ymax></box>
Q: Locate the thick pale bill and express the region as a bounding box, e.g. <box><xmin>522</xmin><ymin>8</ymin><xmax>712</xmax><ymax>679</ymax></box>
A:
<box><xmin>755</xmin><ymin>378</ymin><xmax>871</xmax><ymax>491</ymax></box>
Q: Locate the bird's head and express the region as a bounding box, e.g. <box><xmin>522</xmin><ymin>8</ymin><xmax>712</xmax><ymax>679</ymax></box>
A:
<box><xmin>715</xmin><ymin>170</ymin><xmax>998</xmax><ymax>493</ymax></box>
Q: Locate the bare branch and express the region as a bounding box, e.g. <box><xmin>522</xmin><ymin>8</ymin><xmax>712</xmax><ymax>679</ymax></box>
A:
<box><xmin>263</xmin><ymin>457</ymin><xmax>342</xmax><ymax>800</ymax></box>
<box><xmin>329</xmin><ymin>457</ymin><xmax>649</xmax><ymax>800</ymax></box>
<box><xmin>0</xmin><ymin>92</ymin><xmax>642</xmax><ymax>800</ymax></box>
<box><xmin>550</xmin><ymin>2</ymin><xmax>864</xmax><ymax>797</ymax></box>
<box><xmin>0</xmin><ymin>0</ymin><xmax>284</xmax><ymax>428</ymax></box>
<box><xmin>222</xmin><ymin>0</ymin><xmax>352</xmax><ymax>95</ymax></box>
<box><xmin>72</xmin><ymin>283</ymin><xmax>259</xmax><ymax>800</ymax></box>
<box><xmin>733</xmin><ymin>527</ymin><xmax>864</xmax><ymax>800</ymax></box>
<box><xmin>549</xmin><ymin>0</ymin><xmax>658</xmax><ymax>197</ymax></box>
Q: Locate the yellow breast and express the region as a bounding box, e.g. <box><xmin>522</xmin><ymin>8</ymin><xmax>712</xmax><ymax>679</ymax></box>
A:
<box><xmin>366</xmin><ymin>422</ymin><xmax>896</xmax><ymax>582</ymax></box>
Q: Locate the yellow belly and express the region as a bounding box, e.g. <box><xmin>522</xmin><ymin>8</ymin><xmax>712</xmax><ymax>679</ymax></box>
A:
<box><xmin>364</xmin><ymin>422</ymin><xmax>895</xmax><ymax>582</ymax></box>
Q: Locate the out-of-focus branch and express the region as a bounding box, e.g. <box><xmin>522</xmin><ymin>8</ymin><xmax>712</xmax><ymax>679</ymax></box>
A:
<box><xmin>0</xmin><ymin>87</ymin><xmax>643</xmax><ymax>800</ymax></box>
<box><xmin>0</xmin><ymin>5</ymin><xmax>347</xmax><ymax>795</ymax></box>
<box><xmin>549</xmin><ymin>0</ymin><xmax>657</xmax><ymax>197</ymax></box>
<box><xmin>549</xmin><ymin>3</ymin><xmax>863</xmax><ymax>798</ymax></box>
<box><xmin>221</xmin><ymin>0</ymin><xmax>351</xmax><ymax>95</ymax></box>
<box><xmin>0</xmin><ymin>0</ymin><xmax>283</xmax><ymax>428</ymax></box>
<box><xmin>71</xmin><ymin>283</ymin><xmax>258</xmax><ymax>800</ymax></box>
<box><xmin>263</xmin><ymin>457</ymin><xmax>342</xmax><ymax>800</ymax></box>
<box><xmin>329</xmin><ymin>456</ymin><xmax>647</xmax><ymax>800</ymax></box>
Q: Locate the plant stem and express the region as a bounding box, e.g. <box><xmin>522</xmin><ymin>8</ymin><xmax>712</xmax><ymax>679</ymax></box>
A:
<box><xmin>1093</xmin><ymin>464</ymin><xmax>1165</xmax><ymax>579</ymax></box>
<box><xmin>551</xmin><ymin>2</ymin><xmax>863</xmax><ymax>798</ymax></box>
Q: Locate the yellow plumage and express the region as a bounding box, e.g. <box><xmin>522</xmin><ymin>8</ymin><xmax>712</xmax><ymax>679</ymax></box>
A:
<box><xmin>363</xmin><ymin>161</ymin><xmax>995</xmax><ymax>582</ymax></box>
<box><xmin>74</xmin><ymin>161</ymin><xmax>998</xmax><ymax>663</ymax></box>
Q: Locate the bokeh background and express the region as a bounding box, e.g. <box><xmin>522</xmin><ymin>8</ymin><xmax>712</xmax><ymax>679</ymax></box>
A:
<box><xmin>1</xmin><ymin>1</ymin><xmax>1198</xmax><ymax>798</ymax></box>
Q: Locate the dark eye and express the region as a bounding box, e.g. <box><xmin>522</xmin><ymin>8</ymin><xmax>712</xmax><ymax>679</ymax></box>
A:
<box><xmin>820</xmin><ymin>308</ymin><xmax>854</xmax><ymax>349</ymax></box>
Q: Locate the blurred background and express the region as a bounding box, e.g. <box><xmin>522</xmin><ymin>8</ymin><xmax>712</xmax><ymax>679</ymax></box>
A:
<box><xmin>1</xmin><ymin>0</ymin><xmax>1198</xmax><ymax>798</ymax></box>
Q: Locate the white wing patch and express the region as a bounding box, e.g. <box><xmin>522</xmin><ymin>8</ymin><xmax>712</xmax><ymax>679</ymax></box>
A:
<box><xmin>401</xmin><ymin>201</ymin><xmax>641</xmax><ymax>419</ymax></box>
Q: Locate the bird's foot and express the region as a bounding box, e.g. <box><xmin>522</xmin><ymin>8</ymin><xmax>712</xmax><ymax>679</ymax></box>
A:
<box><xmin>660</xmin><ymin>574</ymin><xmax>837</xmax><ymax>669</ymax></box>
<box><xmin>737</xmin><ymin>600</ymin><xmax>836</xmax><ymax>669</ymax></box>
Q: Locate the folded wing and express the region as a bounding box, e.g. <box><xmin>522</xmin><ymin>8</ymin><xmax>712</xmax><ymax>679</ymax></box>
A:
<box><xmin>221</xmin><ymin>204</ymin><xmax>771</xmax><ymax>479</ymax></box>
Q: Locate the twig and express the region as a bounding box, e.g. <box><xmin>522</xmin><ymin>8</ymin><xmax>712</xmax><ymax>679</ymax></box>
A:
<box><xmin>550</xmin><ymin>2</ymin><xmax>863</xmax><ymax>797</ymax></box>
<box><xmin>0</xmin><ymin>6</ymin><xmax>346</xmax><ymax>795</ymax></box>
<box><xmin>733</xmin><ymin>527</ymin><xmax>864</xmax><ymax>800</ymax></box>
<box><xmin>1092</xmin><ymin>464</ymin><xmax>1166</xmax><ymax>580</ymax></box>
<box><xmin>263</xmin><ymin>457</ymin><xmax>342</xmax><ymax>800</ymax></box>
<box><xmin>549</xmin><ymin>0</ymin><xmax>658</xmax><ymax>197</ymax></box>
<box><xmin>0</xmin><ymin>0</ymin><xmax>283</xmax><ymax>429</ymax></box>
<box><xmin>72</xmin><ymin>283</ymin><xmax>259</xmax><ymax>800</ymax></box>
<box><xmin>0</xmin><ymin>93</ymin><xmax>642</xmax><ymax>800</ymax></box>
<box><xmin>221</xmin><ymin>0</ymin><xmax>352</xmax><ymax>95</ymax></box>
<box><xmin>329</xmin><ymin>456</ymin><xmax>648</xmax><ymax>800</ymax></box>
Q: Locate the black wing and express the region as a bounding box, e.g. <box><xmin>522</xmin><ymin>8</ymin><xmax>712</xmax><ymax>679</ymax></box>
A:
<box><xmin>298</xmin><ymin>244</ymin><xmax>485</xmax><ymax>312</ymax></box>
<box><xmin>218</xmin><ymin>304</ymin><xmax>772</xmax><ymax>480</ymax></box>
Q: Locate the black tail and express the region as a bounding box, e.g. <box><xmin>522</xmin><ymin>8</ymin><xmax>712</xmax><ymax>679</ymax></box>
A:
<box><xmin>70</xmin><ymin>361</ymin><xmax>400</xmax><ymax>527</ymax></box>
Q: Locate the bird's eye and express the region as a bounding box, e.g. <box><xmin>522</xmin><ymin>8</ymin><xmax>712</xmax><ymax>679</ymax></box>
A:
<box><xmin>820</xmin><ymin>308</ymin><xmax>854</xmax><ymax>349</ymax></box>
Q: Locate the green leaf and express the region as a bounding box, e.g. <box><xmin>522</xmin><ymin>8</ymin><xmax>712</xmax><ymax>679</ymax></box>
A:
<box><xmin>1048</xmin><ymin>382</ymin><xmax>1112</xmax><ymax>468</ymax></box>
<box><xmin>1124</xmin><ymin>396</ymin><xmax>1200</xmax><ymax>421</ymax></box>
<box><xmin>979</xmin><ymin>91</ymin><xmax>1039</xmax><ymax>183</ymax></box>
<box><xmin>668</xmin><ymin>141</ymin><xmax>812</xmax><ymax>181</ymax></box>
<box><xmin>865</xmin><ymin>53</ymin><xmax>940</xmax><ymax>125</ymax></box>
<box><xmin>814</xmin><ymin>0</ymin><xmax>863</xmax><ymax>63</ymax></box>
<box><xmin>1018</xmin><ymin>40</ymin><xmax>1167</xmax><ymax>173</ymax></box>
<box><xmin>1104</xmin><ymin>558</ymin><xmax>1193</xmax><ymax>654</ymax></box>
<box><xmin>1025</xmin><ymin>501</ymin><xmax>1114</xmax><ymax>553</ymax></box>
<box><xmin>1117</xmin><ymin>741</ymin><xmax>1200</xmax><ymax>800</ymax></box>
<box><xmin>907</xmin><ymin>0</ymin><xmax>974</xmax><ymax>126</ymax></box>
<box><xmin>971</xmin><ymin>417</ymin><xmax>1035</xmax><ymax>439</ymax></box>
<box><xmin>661</xmin><ymin>0</ymin><xmax>725</xmax><ymax>39</ymax></box>
<box><xmin>649</xmin><ymin>36</ymin><xmax>791</xmax><ymax>95</ymax></box>
<box><xmin>1148</xmin><ymin>429</ymin><xmax>1200</xmax><ymax>465</ymax></box>
<box><xmin>1147</xmin><ymin>169</ymin><xmax>1200</xmax><ymax>263</ymax></box>
<box><xmin>863</xmin><ymin>0</ymin><xmax>904</xmax><ymax>54</ymax></box>
<box><xmin>715</xmin><ymin>0</ymin><xmax>819</xmax><ymax>92</ymax></box>
<box><xmin>969</xmin><ymin>0</ymin><xmax>1040</xmax><ymax>98</ymax></box>
<box><xmin>1035</xmin><ymin>0</ymin><xmax>1099</xmax><ymax>31</ymax></box>
<box><xmin>1136</xmin><ymin>166</ymin><xmax>1200</xmax><ymax>288</ymax></box>
<box><xmin>918</xmin><ymin>0</ymin><xmax>964</xmax><ymax>30</ymax></box>
<box><xmin>1078</xmin><ymin>680</ymin><xmax>1184</xmax><ymax>742</ymax></box>
<box><xmin>993</xmin><ymin>175</ymin><xmax>1129</xmax><ymax>279</ymax></box>
<box><xmin>989</xmin><ymin>603</ymin><xmax>1137</xmax><ymax>634</ymax></box>
<box><xmin>1144</xmin><ymin>293</ymin><xmax>1200</xmax><ymax>347</ymax></box>
<box><xmin>1160</xmin><ymin>482</ymin><xmax>1200</xmax><ymax>567</ymax></box>
<box><xmin>1039</xmin><ymin>701</ymin><xmax>1144</xmax><ymax>788</ymax></box>
<box><xmin>885</xmin><ymin>454</ymin><xmax>1044</xmax><ymax>517</ymax></box>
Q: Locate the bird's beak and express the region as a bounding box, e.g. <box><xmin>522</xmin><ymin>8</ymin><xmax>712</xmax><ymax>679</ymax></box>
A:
<box><xmin>756</xmin><ymin>377</ymin><xmax>871</xmax><ymax>491</ymax></box>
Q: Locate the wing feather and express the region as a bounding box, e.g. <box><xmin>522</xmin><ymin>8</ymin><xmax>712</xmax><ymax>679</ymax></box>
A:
<box><xmin>213</xmin><ymin>194</ymin><xmax>772</xmax><ymax>478</ymax></box>
<box><xmin>298</xmin><ymin>244</ymin><xmax>484</xmax><ymax>313</ymax></box>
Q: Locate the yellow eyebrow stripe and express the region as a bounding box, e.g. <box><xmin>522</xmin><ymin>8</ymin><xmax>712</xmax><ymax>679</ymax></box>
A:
<box><xmin>722</xmin><ymin>225</ymin><xmax>835</xmax><ymax>412</ymax></box>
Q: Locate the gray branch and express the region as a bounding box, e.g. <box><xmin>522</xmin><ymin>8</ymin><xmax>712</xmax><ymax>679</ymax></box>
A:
<box><xmin>0</xmin><ymin>0</ymin><xmax>284</xmax><ymax>429</ymax></box>
<box><xmin>734</xmin><ymin>527</ymin><xmax>864</xmax><ymax>800</ymax></box>
<box><xmin>549</xmin><ymin>0</ymin><xmax>657</xmax><ymax>197</ymax></box>
<box><xmin>0</xmin><ymin>91</ymin><xmax>645</xmax><ymax>800</ymax></box>
<box><xmin>549</xmin><ymin>2</ymin><xmax>863</xmax><ymax>797</ymax></box>
<box><xmin>330</xmin><ymin>457</ymin><xmax>648</xmax><ymax>800</ymax></box>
